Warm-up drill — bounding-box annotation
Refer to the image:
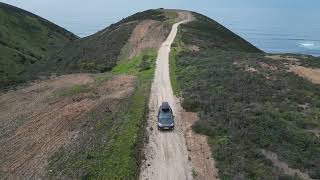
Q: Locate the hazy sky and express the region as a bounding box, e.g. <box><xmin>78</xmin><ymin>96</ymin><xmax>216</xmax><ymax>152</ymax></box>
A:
<box><xmin>1</xmin><ymin>0</ymin><xmax>320</xmax><ymax>55</ymax></box>
<box><xmin>1</xmin><ymin>0</ymin><xmax>320</xmax><ymax>36</ymax></box>
<box><xmin>2</xmin><ymin>0</ymin><xmax>319</xmax><ymax>36</ymax></box>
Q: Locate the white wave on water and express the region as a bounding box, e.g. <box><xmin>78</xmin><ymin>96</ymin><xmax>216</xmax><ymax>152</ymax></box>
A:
<box><xmin>299</xmin><ymin>41</ymin><xmax>320</xmax><ymax>50</ymax></box>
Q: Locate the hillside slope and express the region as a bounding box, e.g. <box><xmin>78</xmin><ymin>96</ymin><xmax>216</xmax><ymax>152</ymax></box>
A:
<box><xmin>2</xmin><ymin>4</ymin><xmax>320</xmax><ymax>179</ymax></box>
<box><xmin>3</xmin><ymin>9</ymin><xmax>176</xmax><ymax>89</ymax></box>
<box><xmin>38</xmin><ymin>10</ymin><xmax>174</xmax><ymax>75</ymax></box>
<box><xmin>171</xmin><ymin>12</ymin><xmax>320</xmax><ymax>179</ymax></box>
<box><xmin>0</xmin><ymin>2</ymin><xmax>78</xmax><ymax>88</ymax></box>
<box><xmin>0</xmin><ymin>7</ymin><xmax>181</xmax><ymax>179</ymax></box>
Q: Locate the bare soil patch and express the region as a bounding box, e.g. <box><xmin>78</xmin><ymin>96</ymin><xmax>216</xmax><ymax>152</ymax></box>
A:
<box><xmin>0</xmin><ymin>74</ymin><xmax>136</xmax><ymax>179</ymax></box>
<box><xmin>0</xmin><ymin>74</ymin><xmax>94</xmax><ymax>138</ymax></box>
<box><xmin>98</xmin><ymin>21</ymin><xmax>137</xmax><ymax>37</ymax></box>
<box><xmin>97</xmin><ymin>75</ymin><xmax>136</xmax><ymax>99</ymax></box>
<box><xmin>127</xmin><ymin>20</ymin><xmax>170</xmax><ymax>58</ymax></box>
<box><xmin>126</xmin><ymin>10</ymin><xmax>195</xmax><ymax>59</ymax></box>
<box><xmin>259</xmin><ymin>62</ymin><xmax>278</xmax><ymax>71</ymax></box>
<box><xmin>176</xmin><ymin>11</ymin><xmax>196</xmax><ymax>22</ymax></box>
<box><xmin>290</xmin><ymin>65</ymin><xmax>320</xmax><ymax>84</ymax></box>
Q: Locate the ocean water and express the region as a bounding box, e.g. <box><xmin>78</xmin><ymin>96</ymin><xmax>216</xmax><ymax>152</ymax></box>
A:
<box><xmin>206</xmin><ymin>8</ymin><xmax>320</xmax><ymax>56</ymax></box>
<box><xmin>56</xmin><ymin>8</ymin><xmax>320</xmax><ymax>56</ymax></box>
<box><xmin>1</xmin><ymin>0</ymin><xmax>320</xmax><ymax>56</ymax></box>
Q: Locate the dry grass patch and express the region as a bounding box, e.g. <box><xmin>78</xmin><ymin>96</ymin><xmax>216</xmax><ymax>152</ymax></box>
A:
<box><xmin>265</xmin><ymin>55</ymin><xmax>300</xmax><ymax>62</ymax></box>
<box><xmin>186</xmin><ymin>45</ymin><xmax>200</xmax><ymax>52</ymax></box>
<box><xmin>259</xmin><ymin>62</ymin><xmax>278</xmax><ymax>71</ymax></box>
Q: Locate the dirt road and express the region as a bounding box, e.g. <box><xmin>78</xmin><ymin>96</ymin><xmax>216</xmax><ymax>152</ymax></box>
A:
<box><xmin>140</xmin><ymin>12</ymin><xmax>194</xmax><ymax>180</ymax></box>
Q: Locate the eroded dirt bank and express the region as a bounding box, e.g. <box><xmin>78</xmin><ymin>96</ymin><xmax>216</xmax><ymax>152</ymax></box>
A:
<box><xmin>183</xmin><ymin>111</ymin><xmax>219</xmax><ymax>180</ymax></box>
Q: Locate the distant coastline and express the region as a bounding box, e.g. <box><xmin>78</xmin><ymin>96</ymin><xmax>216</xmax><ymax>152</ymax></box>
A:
<box><xmin>72</xmin><ymin>19</ymin><xmax>320</xmax><ymax>57</ymax></box>
<box><xmin>2</xmin><ymin>1</ymin><xmax>320</xmax><ymax>56</ymax></box>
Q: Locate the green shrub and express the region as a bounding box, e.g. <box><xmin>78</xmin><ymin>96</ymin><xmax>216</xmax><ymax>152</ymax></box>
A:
<box><xmin>80</xmin><ymin>62</ymin><xmax>97</xmax><ymax>71</ymax></box>
<box><xmin>138</xmin><ymin>54</ymin><xmax>153</xmax><ymax>71</ymax></box>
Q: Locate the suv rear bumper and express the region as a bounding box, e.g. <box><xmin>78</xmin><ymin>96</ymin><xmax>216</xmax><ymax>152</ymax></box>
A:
<box><xmin>158</xmin><ymin>125</ymin><xmax>174</xmax><ymax>130</ymax></box>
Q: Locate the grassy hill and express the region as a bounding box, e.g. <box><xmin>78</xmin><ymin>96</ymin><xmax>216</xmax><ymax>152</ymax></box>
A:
<box><xmin>0</xmin><ymin>5</ymin><xmax>179</xmax><ymax>179</ymax></box>
<box><xmin>171</xmin><ymin>12</ymin><xmax>320</xmax><ymax>179</ymax></box>
<box><xmin>36</xmin><ymin>9</ymin><xmax>172</xmax><ymax>75</ymax></box>
<box><xmin>0</xmin><ymin>2</ymin><xmax>78</xmax><ymax>88</ymax></box>
<box><xmin>43</xmin><ymin>10</ymin><xmax>178</xmax><ymax>179</ymax></box>
<box><xmin>2</xmin><ymin>4</ymin><xmax>319</xmax><ymax>179</ymax></box>
<box><xmin>1</xmin><ymin>7</ymin><xmax>174</xmax><ymax>90</ymax></box>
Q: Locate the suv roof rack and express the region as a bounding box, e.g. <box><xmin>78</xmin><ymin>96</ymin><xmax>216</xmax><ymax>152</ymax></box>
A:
<box><xmin>161</xmin><ymin>102</ymin><xmax>170</xmax><ymax>110</ymax></box>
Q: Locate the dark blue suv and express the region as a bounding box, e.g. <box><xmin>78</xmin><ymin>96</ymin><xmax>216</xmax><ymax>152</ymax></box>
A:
<box><xmin>157</xmin><ymin>102</ymin><xmax>174</xmax><ymax>130</ymax></box>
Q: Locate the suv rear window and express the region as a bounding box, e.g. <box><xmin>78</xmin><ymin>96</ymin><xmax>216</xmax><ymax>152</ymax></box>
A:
<box><xmin>159</xmin><ymin>110</ymin><xmax>172</xmax><ymax>119</ymax></box>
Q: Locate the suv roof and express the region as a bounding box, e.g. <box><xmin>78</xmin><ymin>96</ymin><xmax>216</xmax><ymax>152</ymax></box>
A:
<box><xmin>161</xmin><ymin>102</ymin><xmax>170</xmax><ymax>110</ymax></box>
